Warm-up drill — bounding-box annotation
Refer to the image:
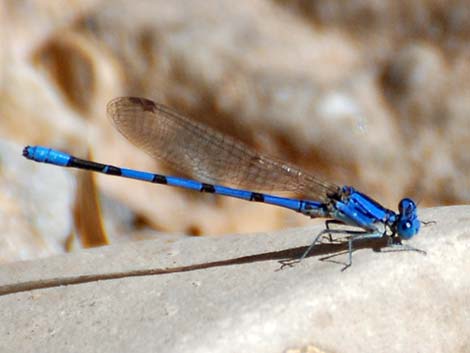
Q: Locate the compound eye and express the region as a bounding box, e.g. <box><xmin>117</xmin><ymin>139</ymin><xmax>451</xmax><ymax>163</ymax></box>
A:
<box><xmin>398</xmin><ymin>198</ymin><xmax>416</xmax><ymax>214</ymax></box>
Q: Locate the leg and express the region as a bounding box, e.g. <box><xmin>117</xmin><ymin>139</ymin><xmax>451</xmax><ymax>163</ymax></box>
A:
<box><xmin>279</xmin><ymin>226</ymin><xmax>375</xmax><ymax>270</ymax></box>
<box><xmin>279</xmin><ymin>227</ymin><xmax>341</xmax><ymax>270</ymax></box>
<box><xmin>324</xmin><ymin>220</ymin><xmax>346</xmax><ymax>242</ymax></box>
<box><xmin>343</xmin><ymin>237</ymin><xmax>354</xmax><ymax>272</ymax></box>
<box><xmin>300</xmin><ymin>228</ymin><xmax>367</xmax><ymax>261</ymax></box>
<box><xmin>383</xmin><ymin>236</ymin><xmax>427</xmax><ymax>255</ymax></box>
<box><xmin>340</xmin><ymin>232</ymin><xmax>373</xmax><ymax>271</ymax></box>
<box><xmin>299</xmin><ymin>228</ymin><xmax>334</xmax><ymax>261</ymax></box>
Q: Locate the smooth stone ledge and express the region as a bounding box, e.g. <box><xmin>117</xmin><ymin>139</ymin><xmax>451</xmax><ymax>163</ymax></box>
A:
<box><xmin>0</xmin><ymin>206</ymin><xmax>469</xmax><ymax>353</ymax></box>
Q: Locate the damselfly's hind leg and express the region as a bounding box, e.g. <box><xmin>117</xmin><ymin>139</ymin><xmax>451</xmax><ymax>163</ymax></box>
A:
<box><xmin>278</xmin><ymin>227</ymin><xmax>330</xmax><ymax>270</ymax></box>
<box><xmin>278</xmin><ymin>223</ymin><xmax>368</xmax><ymax>270</ymax></box>
<box><xmin>324</xmin><ymin>219</ymin><xmax>347</xmax><ymax>242</ymax></box>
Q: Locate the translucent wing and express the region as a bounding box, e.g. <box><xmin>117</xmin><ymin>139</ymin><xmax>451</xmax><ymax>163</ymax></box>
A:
<box><xmin>107</xmin><ymin>97</ymin><xmax>339</xmax><ymax>202</ymax></box>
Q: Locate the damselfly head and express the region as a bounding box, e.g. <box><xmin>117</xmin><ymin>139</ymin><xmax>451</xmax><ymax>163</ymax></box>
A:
<box><xmin>396</xmin><ymin>198</ymin><xmax>420</xmax><ymax>239</ymax></box>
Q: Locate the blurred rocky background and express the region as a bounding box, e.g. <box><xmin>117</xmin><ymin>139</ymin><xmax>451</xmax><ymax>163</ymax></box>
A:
<box><xmin>0</xmin><ymin>0</ymin><xmax>469</xmax><ymax>262</ymax></box>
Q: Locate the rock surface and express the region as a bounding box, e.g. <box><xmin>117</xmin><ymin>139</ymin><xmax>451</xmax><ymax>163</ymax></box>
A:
<box><xmin>1</xmin><ymin>206</ymin><xmax>468</xmax><ymax>353</ymax></box>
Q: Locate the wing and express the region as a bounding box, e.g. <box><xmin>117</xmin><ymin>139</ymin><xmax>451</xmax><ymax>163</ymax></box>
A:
<box><xmin>106</xmin><ymin>97</ymin><xmax>339</xmax><ymax>202</ymax></box>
